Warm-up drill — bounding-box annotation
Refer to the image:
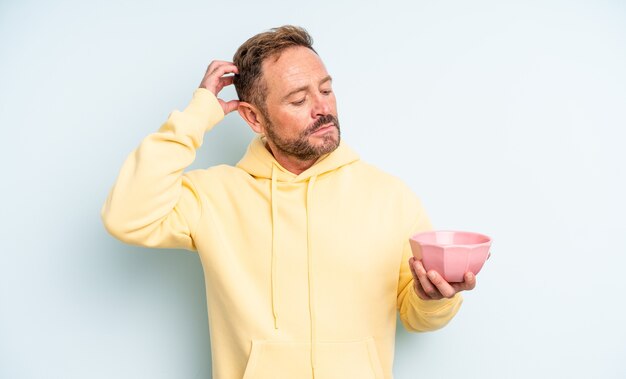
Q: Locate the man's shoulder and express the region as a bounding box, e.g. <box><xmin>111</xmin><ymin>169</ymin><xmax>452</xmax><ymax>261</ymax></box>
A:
<box><xmin>183</xmin><ymin>164</ymin><xmax>248</xmax><ymax>186</ymax></box>
<box><xmin>349</xmin><ymin>160</ymin><xmax>411</xmax><ymax>188</ymax></box>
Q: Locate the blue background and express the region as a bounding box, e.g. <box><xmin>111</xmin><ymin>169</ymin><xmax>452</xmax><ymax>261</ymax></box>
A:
<box><xmin>1</xmin><ymin>0</ymin><xmax>625</xmax><ymax>377</ymax></box>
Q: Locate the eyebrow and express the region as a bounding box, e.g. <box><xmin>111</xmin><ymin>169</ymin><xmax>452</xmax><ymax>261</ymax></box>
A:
<box><xmin>282</xmin><ymin>75</ymin><xmax>333</xmax><ymax>101</ymax></box>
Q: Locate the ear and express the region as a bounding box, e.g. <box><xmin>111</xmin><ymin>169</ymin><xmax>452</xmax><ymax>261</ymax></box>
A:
<box><xmin>238</xmin><ymin>102</ymin><xmax>266</xmax><ymax>134</ymax></box>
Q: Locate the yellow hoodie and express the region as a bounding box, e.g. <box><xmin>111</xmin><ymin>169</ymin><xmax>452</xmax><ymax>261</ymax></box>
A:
<box><xmin>102</xmin><ymin>88</ymin><xmax>462</xmax><ymax>379</ymax></box>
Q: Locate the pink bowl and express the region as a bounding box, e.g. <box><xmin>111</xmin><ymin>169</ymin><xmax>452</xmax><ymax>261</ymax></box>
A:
<box><xmin>409</xmin><ymin>231</ymin><xmax>492</xmax><ymax>283</ymax></box>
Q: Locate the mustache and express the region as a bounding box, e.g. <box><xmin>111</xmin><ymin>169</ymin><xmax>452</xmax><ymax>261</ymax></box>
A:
<box><xmin>305</xmin><ymin>114</ymin><xmax>340</xmax><ymax>135</ymax></box>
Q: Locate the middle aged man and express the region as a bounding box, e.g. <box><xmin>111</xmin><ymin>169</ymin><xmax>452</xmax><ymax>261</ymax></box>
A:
<box><xmin>102</xmin><ymin>25</ymin><xmax>477</xmax><ymax>379</ymax></box>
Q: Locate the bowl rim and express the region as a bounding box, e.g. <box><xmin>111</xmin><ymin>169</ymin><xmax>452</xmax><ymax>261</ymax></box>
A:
<box><xmin>409</xmin><ymin>230</ymin><xmax>492</xmax><ymax>248</ymax></box>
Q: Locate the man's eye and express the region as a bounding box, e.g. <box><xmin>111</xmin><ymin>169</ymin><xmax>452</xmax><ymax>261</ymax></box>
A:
<box><xmin>321</xmin><ymin>89</ymin><xmax>333</xmax><ymax>95</ymax></box>
<box><xmin>292</xmin><ymin>98</ymin><xmax>306</xmax><ymax>106</ymax></box>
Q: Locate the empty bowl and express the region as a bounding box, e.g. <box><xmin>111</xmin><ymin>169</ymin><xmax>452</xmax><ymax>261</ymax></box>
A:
<box><xmin>409</xmin><ymin>230</ymin><xmax>492</xmax><ymax>283</ymax></box>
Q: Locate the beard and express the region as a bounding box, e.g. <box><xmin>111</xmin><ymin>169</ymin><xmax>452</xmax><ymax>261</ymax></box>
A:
<box><xmin>263</xmin><ymin>113</ymin><xmax>341</xmax><ymax>161</ymax></box>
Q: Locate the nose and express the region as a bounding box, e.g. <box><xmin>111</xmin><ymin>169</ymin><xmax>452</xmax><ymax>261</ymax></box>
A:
<box><xmin>310</xmin><ymin>92</ymin><xmax>333</xmax><ymax>117</ymax></box>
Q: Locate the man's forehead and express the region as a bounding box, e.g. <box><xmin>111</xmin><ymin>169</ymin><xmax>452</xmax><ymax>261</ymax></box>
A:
<box><xmin>263</xmin><ymin>47</ymin><xmax>329</xmax><ymax>92</ymax></box>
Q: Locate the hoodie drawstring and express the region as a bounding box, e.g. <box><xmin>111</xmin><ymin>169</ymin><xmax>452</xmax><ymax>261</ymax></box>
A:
<box><xmin>269</xmin><ymin>162</ymin><xmax>319</xmax><ymax>377</ymax></box>
<box><xmin>235</xmin><ymin>136</ymin><xmax>359</xmax><ymax>378</ymax></box>
<box><xmin>270</xmin><ymin>163</ymin><xmax>279</xmax><ymax>329</ymax></box>
<box><xmin>306</xmin><ymin>175</ymin><xmax>318</xmax><ymax>377</ymax></box>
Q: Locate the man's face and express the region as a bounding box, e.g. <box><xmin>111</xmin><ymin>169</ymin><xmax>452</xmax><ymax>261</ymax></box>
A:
<box><xmin>258</xmin><ymin>46</ymin><xmax>340</xmax><ymax>161</ymax></box>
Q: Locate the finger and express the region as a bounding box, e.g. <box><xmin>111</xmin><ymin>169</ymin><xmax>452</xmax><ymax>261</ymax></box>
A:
<box><xmin>219</xmin><ymin>99</ymin><xmax>240</xmax><ymax>114</ymax></box>
<box><xmin>451</xmin><ymin>272</ymin><xmax>476</xmax><ymax>292</ymax></box>
<box><xmin>210</xmin><ymin>62</ymin><xmax>239</xmax><ymax>77</ymax></box>
<box><xmin>413</xmin><ymin>277</ymin><xmax>432</xmax><ymax>301</ymax></box>
<box><xmin>201</xmin><ymin>62</ymin><xmax>239</xmax><ymax>93</ymax></box>
<box><xmin>206</xmin><ymin>60</ymin><xmax>237</xmax><ymax>74</ymax></box>
<box><xmin>220</xmin><ymin>75</ymin><xmax>235</xmax><ymax>87</ymax></box>
<box><xmin>409</xmin><ymin>258</ymin><xmax>432</xmax><ymax>300</ymax></box>
<box><xmin>427</xmin><ymin>270</ymin><xmax>456</xmax><ymax>299</ymax></box>
<box><xmin>408</xmin><ymin>257</ymin><xmax>417</xmax><ymax>278</ymax></box>
<box><xmin>215</xmin><ymin>75</ymin><xmax>236</xmax><ymax>93</ymax></box>
<box><xmin>413</xmin><ymin>260</ymin><xmax>443</xmax><ymax>299</ymax></box>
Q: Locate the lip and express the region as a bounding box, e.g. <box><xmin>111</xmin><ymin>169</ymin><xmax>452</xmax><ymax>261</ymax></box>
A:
<box><xmin>312</xmin><ymin>123</ymin><xmax>335</xmax><ymax>134</ymax></box>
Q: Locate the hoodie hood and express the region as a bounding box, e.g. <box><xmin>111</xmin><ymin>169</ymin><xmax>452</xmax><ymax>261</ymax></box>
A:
<box><xmin>236</xmin><ymin>135</ymin><xmax>360</xmax><ymax>182</ymax></box>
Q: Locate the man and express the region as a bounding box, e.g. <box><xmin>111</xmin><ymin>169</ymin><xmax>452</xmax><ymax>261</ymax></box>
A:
<box><xmin>102</xmin><ymin>25</ymin><xmax>476</xmax><ymax>379</ymax></box>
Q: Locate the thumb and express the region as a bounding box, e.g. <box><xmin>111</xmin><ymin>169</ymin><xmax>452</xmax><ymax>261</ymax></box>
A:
<box><xmin>219</xmin><ymin>99</ymin><xmax>240</xmax><ymax>115</ymax></box>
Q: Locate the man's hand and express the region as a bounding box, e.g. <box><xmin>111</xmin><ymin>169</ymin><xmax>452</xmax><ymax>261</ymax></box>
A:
<box><xmin>199</xmin><ymin>60</ymin><xmax>240</xmax><ymax>114</ymax></box>
<box><xmin>408</xmin><ymin>257</ymin><xmax>477</xmax><ymax>300</ymax></box>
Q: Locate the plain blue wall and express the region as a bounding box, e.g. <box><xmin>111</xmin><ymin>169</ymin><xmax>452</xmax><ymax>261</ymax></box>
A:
<box><xmin>1</xmin><ymin>0</ymin><xmax>625</xmax><ymax>378</ymax></box>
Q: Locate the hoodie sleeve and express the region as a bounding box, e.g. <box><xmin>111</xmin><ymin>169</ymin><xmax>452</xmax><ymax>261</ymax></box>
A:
<box><xmin>396</xmin><ymin>190</ymin><xmax>463</xmax><ymax>332</ymax></box>
<box><xmin>101</xmin><ymin>88</ymin><xmax>224</xmax><ymax>251</ymax></box>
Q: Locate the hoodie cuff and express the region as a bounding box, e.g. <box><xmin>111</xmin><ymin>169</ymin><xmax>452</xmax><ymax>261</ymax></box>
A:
<box><xmin>183</xmin><ymin>88</ymin><xmax>226</xmax><ymax>133</ymax></box>
<box><xmin>409</xmin><ymin>283</ymin><xmax>463</xmax><ymax>314</ymax></box>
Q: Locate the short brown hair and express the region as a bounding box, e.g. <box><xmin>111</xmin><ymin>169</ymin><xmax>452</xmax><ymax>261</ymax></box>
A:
<box><xmin>233</xmin><ymin>25</ymin><xmax>316</xmax><ymax>110</ymax></box>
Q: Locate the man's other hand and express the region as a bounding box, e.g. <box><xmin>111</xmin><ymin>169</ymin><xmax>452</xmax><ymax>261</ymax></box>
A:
<box><xmin>199</xmin><ymin>60</ymin><xmax>240</xmax><ymax>114</ymax></box>
<box><xmin>408</xmin><ymin>257</ymin><xmax>477</xmax><ymax>300</ymax></box>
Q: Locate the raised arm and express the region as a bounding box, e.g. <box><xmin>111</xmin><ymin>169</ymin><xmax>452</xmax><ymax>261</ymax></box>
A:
<box><xmin>101</xmin><ymin>61</ymin><xmax>239</xmax><ymax>250</ymax></box>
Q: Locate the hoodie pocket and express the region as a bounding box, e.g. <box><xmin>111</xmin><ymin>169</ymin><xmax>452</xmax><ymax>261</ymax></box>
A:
<box><xmin>242</xmin><ymin>338</ymin><xmax>384</xmax><ymax>379</ymax></box>
<box><xmin>242</xmin><ymin>340</ymin><xmax>309</xmax><ymax>379</ymax></box>
<box><xmin>316</xmin><ymin>338</ymin><xmax>384</xmax><ymax>379</ymax></box>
